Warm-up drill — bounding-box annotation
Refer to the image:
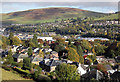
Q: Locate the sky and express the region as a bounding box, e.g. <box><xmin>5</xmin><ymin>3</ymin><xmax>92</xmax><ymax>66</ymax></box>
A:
<box><xmin>0</xmin><ymin>2</ymin><xmax>119</xmax><ymax>13</ymax></box>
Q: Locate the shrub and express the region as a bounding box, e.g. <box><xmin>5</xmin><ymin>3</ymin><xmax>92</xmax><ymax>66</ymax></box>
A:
<box><xmin>2</xmin><ymin>66</ymin><xmax>11</xmax><ymax>71</ymax></box>
<box><xmin>15</xmin><ymin>67</ymin><xmax>30</xmax><ymax>74</ymax></box>
<box><xmin>36</xmin><ymin>74</ymin><xmax>51</xmax><ymax>82</ymax></box>
<box><xmin>11</xmin><ymin>62</ymin><xmax>17</xmax><ymax>66</ymax></box>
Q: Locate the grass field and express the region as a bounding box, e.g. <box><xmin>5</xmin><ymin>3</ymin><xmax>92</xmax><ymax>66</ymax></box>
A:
<box><xmin>2</xmin><ymin>68</ymin><xmax>32</xmax><ymax>80</ymax></box>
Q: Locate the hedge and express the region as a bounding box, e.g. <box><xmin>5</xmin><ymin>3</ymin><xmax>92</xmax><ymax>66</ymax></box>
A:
<box><xmin>14</xmin><ymin>67</ymin><xmax>30</xmax><ymax>74</ymax></box>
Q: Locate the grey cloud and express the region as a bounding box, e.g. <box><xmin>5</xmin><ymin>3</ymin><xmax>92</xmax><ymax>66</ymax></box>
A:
<box><xmin>1</xmin><ymin>0</ymin><xmax>120</xmax><ymax>2</ymax></box>
<box><xmin>1</xmin><ymin>2</ymin><xmax>119</xmax><ymax>13</ymax></box>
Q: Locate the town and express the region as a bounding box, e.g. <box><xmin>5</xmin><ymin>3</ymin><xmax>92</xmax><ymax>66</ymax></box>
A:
<box><xmin>0</xmin><ymin>4</ymin><xmax>120</xmax><ymax>81</ymax></box>
<box><xmin>0</xmin><ymin>26</ymin><xmax>120</xmax><ymax>81</ymax></box>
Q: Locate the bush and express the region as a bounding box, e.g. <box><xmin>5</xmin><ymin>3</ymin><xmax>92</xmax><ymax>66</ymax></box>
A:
<box><xmin>17</xmin><ymin>61</ymin><xmax>23</xmax><ymax>68</ymax></box>
<box><xmin>15</xmin><ymin>67</ymin><xmax>30</xmax><ymax>74</ymax></box>
<box><xmin>11</xmin><ymin>62</ymin><xmax>17</xmax><ymax>66</ymax></box>
<box><xmin>36</xmin><ymin>74</ymin><xmax>51</xmax><ymax>82</ymax></box>
<box><xmin>14</xmin><ymin>67</ymin><xmax>32</xmax><ymax>78</ymax></box>
<box><xmin>2</xmin><ymin>66</ymin><xmax>11</xmax><ymax>71</ymax></box>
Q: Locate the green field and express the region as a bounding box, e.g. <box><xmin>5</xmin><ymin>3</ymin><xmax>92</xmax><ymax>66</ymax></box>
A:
<box><xmin>2</xmin><ymin>68</ymin><xmax>32</xmax><ymax>80</ymax></box>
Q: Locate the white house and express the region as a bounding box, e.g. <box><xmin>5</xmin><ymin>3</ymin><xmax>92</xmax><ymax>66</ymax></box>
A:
<box><xmin>11</xmin><ymin>45</ymin><xmax>19</xmax><ymax>52</ymax></box>
<box><xmin>37</xmin><ymin>36</ymin><xmax>53</xmax><ymax>41</ymax></box>
<box><xmin>77</xmin><ymin>64</ymin><xmax>87</xmax><ymax>75</ymax></box>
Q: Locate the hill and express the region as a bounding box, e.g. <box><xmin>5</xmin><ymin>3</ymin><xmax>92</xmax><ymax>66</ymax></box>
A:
<box><xmin>2</xmin><ymin>7</ymin><xmax>109</xmax><ymax>24</ymax></box>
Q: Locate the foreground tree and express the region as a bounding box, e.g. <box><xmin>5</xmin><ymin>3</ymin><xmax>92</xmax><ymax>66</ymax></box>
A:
<box><xmin>6</xmin><ymin>49</ymin><xmax>13</xmax><ymax>64</ymax></box>
<box><xmin>55</xmin><ymin>63</ymin><xmax>80</xmax><ymax>80</ymax></box>
<box><xmin>33</xmin><ymin>66</ymin><xmax>42</xmax><ymax>79</ymax></box>
<box><xmin>23</xmin><ymin>57</ymin><xmax>31</xmax><ymax>70</ymax></box>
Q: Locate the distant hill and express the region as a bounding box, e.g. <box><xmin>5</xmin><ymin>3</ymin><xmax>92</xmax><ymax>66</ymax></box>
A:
<box><xmin>1</xmin><ymin>7</ymin><xmax>113</xmax><ymax>24</ymax></box>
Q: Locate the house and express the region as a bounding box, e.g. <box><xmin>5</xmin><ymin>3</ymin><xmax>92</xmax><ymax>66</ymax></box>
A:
<box><xmin>42</xmin><ymin>48</ymin><xmax>52</xmax><ymax>53</ymax></box>
<box><xmin>96</xmin><ymin>56</ymin><xmax>107</xmax><ymax>64</ymax></box>
<box><xmin>48</xmin><ymin>32</ymin><xmax>56</xmax><ymax>36</ymax></box>
<box><xmin>13</xmin><ymin>52</ymin><xmax>28</xmax><ymax>62</ymax></box>
<box><xmin>106</xmin><ymin>58</ymin><xmax>116</xmax><ymax>66</ymax></box>
<box><xmin>44</xmin><ymin>54</ymin><xmax>59</xmax><ymax>60</ymax></box>
<box><xmin>50</xmin><ymin>51</ymin><xmax>58</xmax><ymax>57</ymax></box>
<box><xmin>83</xmin><ymin>52</ymin><xmax>94</xmax><ymax>59</ymax></box>
<box><xmin>104</xmin><ymin>65</ymin><xmax>115</xmax><ymax>77</ymax></box>
<box><xmin>11</xmin><ymin>45</ymin><xmax>19</xmax><ymax>52</ymax></box>
<box><xmin>39</xmin><ymin>59</ymin><xmax>62</xmax><ymax>72</ymax></box>
<box><xmin>81</xmin><ymin>69</ymin><xmax>104</xmax><ymax>81</ymax></box>
<box><xmin>73</xmin><ymin>63</ymin><xmax>88</xmax><ymax>75</ymax></box>
<box><xmin>37</xmin><ymin>36</ymin><xmax>53</xmax><ymax>41</ymax></box>
<box><xmin>31</xmin><ymin>55</ymin><xmax>43</xmax><ymax>65</ymax></box>
<box><xmin>43</xmin><ymin>51</ymin><xmax>58</xmax><ymax>60</ymax></box>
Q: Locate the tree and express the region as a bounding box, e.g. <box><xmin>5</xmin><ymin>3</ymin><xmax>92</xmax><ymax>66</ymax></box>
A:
<box><xmin>77</xmin><ymin>45</ymin><xmax>84</xmax><ymax>64</ymax></box>
<box><xmin>95</xmin><ymin>43</ymin><xmax>106</xmax><ymax>56</ymax></box>
<box><xmin>2</xmin><ymin>36</ymin><xmax>8</xmax><ymax>49</ymax></box>
<box><xmin>8</xmin><ymin>32</ymin><xmax>14</xmax><ymax>45</ymax></box>
<box><xmin>55</xmin><ymin>63</ymin><xmax>80</xmax><ymax>80</ymax></box>
<box><xmin>12</xmin><ymin>36</ymin><xmax>21</xmax><ymax>46</ymax></box>
<box><xmin>39</xmin><ymin>49</ymin><xmax>44</xmax><ymax>58</ymax></box>
<box><xmin>29</xmin><ymin>39</ymin><xmax>35</xmax><ymax>47</ymax></box>
<box><xmin>77</xmin><ymin>45</ymin><xmax>83</xmax><ymax>56</ymax></box>
<box><xmin>33</xmin><ymin>66</ymin><xmax>42</xmax><ymax>79</ymax></box>
<box><xmin>55</xmin><ymin>44</ymin><xmax>65</xmax><ymax>52</ymax></box>
<box><xmin>28</xmin><ymin>47</ymin><xmax>33</xmax><ymax>56</ymax></box>
<box><xmin>0</xmin><ymin>40</ymin><xmax>2</xmax><ymax>49</ymax></box>
<box><xmin>32</xmin><ymin>34</ymin><xmax>38</xmax><ymax>47</ymax></box>
<box><xmin>6</xmin><ymin>49</ymin><xmax>13</xmax><ymax>64</ymax></box>
<box><xmin>23</xmin><ymin>57</ymin><xmax>31</xmax><ymax>70</ymax></box>
<box><xmin>67</xmin><ymin>47</ymin><xmax>80</xmax><ymax>62</ymax></box>
<box><xmin>81</xmin><ymin>40</ymin><xmax>91</xmax><ymax>52</ymax></box>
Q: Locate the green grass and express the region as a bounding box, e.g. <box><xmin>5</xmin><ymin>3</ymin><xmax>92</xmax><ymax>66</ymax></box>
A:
<box><xmin>2</xmin><ymin>68</ymin><xmax>31</xmax><ymax>80</ymax></box>
<box><xmin>95</xmin><ymin>14</ymin><xmax>118</xmax><ymax>20</ymax></box>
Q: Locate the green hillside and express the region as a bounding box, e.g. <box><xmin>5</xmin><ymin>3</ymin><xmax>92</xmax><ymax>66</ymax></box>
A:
<box><xmin>95</xmin><ymin>13</ymin><xmax>118</xmax><ymax>20</ymax></box>
<box><xmin>2</xmin><ymin>7</ymin><xmax>108</xmax><ymax>24</ymax></box>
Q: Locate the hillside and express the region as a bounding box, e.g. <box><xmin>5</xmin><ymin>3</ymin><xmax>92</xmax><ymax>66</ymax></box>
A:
<box><xmin>2</xmin><ymin>7</ymin><xmax>109</xmax><ymax>24</ymax></box>
<box><xmin>95</xmin><ymin>13</ymin><xmax>118</xmax><ymax>20</ymax></box>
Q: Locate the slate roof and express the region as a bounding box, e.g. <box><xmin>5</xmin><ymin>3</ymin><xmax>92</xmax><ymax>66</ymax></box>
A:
<box><xmin>104</xmin><ymin>65</ymin><xmax>113</xmax><ymax>70</ymax></box>
<box><xmin>32</xmin><ymin>56</ymin><xmax>43</xmax><ymax>62</ymax></box>
<box><xmin>81</xmin><ymin>64</ymin><xmax>87</xmax><ymax>70</ymax></box>
<box><xmin>13</xmin><ymin>53</ymin><xmax>28</xmax><ymax>59</ymax></box>
<box><xmin>81</xmin><ymin>69</ymin><xmax>103</xmax><ymax>80</ymax></box>
<box><xmin>45</xmin><ymin>59</ymin><xmax>62</xmax><ymax>66</ymax></box>
<box><xmin>50</xmin><ymin>51</ymin><xmax>58</xmax><ymax>54</ymax></box>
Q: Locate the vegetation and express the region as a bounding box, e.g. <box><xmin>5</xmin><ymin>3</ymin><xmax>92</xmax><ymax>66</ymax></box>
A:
<box><xmin>55</xmin><ymin>63</ymin><xmax>80</xmax><ymax>80</ymax></box>
<box><xmin>2</xmin><ymin>68</ymin><xmax>30</xmax><ymax>80</ymax></box>
<box><xmin>28</xmin><ymin>47</ymin><xmax>33</xmax><ymax>56</ymax></box>
<box><xmin>67</xmin><ymin>47</ymin><xmax>81</xmax><ymax>63</ymax></box>
<box><xmin>5</xmin><ymin>49</ymin><xmax>13</xmax><ymax>64</ymax></box>
<box><xmin>23</xmin><ymin>57</ymin><xmax>31</xmax><ymax>70</ymax></box>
